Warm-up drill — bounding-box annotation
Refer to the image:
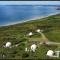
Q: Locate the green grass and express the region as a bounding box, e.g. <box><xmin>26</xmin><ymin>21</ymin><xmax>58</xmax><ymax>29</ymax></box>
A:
<box><xmin>0</xmin><ymin>14</ymin><xmax>60</xmax><ymax>59</ymax></box>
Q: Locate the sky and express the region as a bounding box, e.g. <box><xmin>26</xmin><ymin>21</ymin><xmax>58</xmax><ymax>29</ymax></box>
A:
<box><xmin>0</xmin><ymin>1</ymin><xmax>60</xmax><ymax>5</ymax></box>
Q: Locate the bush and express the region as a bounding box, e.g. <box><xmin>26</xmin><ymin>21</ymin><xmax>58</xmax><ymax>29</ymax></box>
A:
<box><xmin>22</xmin><ymin>52</ymin><xmax>29</xmax><ymax>58</ymax></box>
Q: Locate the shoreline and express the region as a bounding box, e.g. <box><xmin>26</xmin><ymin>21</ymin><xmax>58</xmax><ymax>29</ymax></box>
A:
<box><xmin>0</xmin><ymin>12</ymin><xmax>60</xmax><ymax>27</ymax></box>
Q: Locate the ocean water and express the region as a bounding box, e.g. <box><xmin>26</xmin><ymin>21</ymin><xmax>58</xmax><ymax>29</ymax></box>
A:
<box><xmin>0</xmin><ymin>5</ymin><xmax>60</xmax><ymax>26</ymax></box>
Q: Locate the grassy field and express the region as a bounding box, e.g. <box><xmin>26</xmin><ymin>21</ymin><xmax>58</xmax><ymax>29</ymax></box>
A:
<box><xmin>0</xmin><ymin>14</ymin><xmax>60</xmax><ymax>59</ymax></box>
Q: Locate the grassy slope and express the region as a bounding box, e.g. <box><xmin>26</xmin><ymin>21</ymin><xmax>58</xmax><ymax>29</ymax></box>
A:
<box><xmin>0</xmin><ymin>14</ymin><xmax>60</xmax><ymax>59</ymax></box>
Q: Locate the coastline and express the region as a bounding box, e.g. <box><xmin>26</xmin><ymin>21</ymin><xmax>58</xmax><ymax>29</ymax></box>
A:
<box><xmin>0</xmin><ymin>12</ymin><xmax>60</xmax><ymax>27</ymax></box>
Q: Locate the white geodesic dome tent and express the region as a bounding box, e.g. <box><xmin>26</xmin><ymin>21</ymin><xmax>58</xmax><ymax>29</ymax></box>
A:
<box><xmin>28</xmin><ymin>32</ymin><xmax>33</xmax><ymax>36</ymax></box>
<box><xmin>5</xmin><ymin>42</ymin><xmax>11</xmax><ymax>48</ymax></box>
<box><xmin>36</xmin><ymin>29</ymin><xmax>41</xmax><ymax>33</ymax></box>
<box><xmin>31</xmin><ymin>44</ymin><xmax>37</xmax><ymax>52</ymax></box>
<box><xmin>46</xmin><ymin>50</ymin><xmax>54</xmax><ymax>57</ymax></box>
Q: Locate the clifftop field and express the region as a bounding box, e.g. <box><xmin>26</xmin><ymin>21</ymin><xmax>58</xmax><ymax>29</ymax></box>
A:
<box><xmin>0</xmin><ymin>14</ymin><xmax>60</xmax><ymax>59</ymax></box>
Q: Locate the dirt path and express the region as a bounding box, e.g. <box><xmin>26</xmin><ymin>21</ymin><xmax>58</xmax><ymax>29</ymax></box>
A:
<box><xmin>39</xmin><ymin>32</ymin><xmax>49</xmax><ymax>43</ymax></box>
<box><xmin>46</xmin><ymin>41</ymin><xmax>60</xmax><ymax>45</ymax></box>
<box><xmin>39</xmin><ymin>32</ymin><xmax>60</xmax><ymax>45</ymax></box>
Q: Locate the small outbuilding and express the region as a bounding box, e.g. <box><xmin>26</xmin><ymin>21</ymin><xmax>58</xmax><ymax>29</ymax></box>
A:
<box><xmin>46</xmin><ymin>50</ymin><xmax>54</xmax><ymax>57</ymax></box>
<box><xmin>25</xmin><ymin>48</ymin><xmax>28</xmax><ymax>52</ymax></box>
<box><xmin>25</xmin><ymin>47</ymin><xmax>29</xmax><ymax>52</ymax></box>
<box><xmin>31</xmin><ymin>44</ymin><xmax>37</xmax><ymax>52</ymax></box>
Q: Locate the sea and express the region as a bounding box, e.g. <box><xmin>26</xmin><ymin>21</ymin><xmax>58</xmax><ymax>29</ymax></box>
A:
<box><xmin>0</xmin><ymin>5</ymin><xmax>60</xmax><ymax>26</ymax></box>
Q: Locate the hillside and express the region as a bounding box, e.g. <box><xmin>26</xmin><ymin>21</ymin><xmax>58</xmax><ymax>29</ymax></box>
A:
<box><xmin>0</xmin><ymin>14</ymin><xmax>60</xmax><ymax>59</ymax></box>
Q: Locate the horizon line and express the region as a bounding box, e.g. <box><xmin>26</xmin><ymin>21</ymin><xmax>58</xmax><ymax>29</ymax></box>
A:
<box><xmin>0</xmin><ymin>1</ymin><xmax>60</xmax><ymax>5</ymax></box>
